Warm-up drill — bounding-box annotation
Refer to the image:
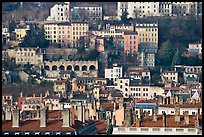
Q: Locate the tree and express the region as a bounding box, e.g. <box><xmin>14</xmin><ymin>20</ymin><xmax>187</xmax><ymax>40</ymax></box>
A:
<box><xmin>121</xmin><ymin>9</ymin><xmax>129</xmax><ymax>24</ymax></box>
<box><xmin>40</xmin><ymin>80</ymin><xmax>53</xmax><ymax>87</ymax></box>
<box><xmin>171</xmin><ymin>49</ymin><xmax>181</xmax><ymax>70</ymax></box>
<box><xmin>158</xmin><ymin>40</ymin><xmax>175</xmax><ymax>67</ymax></box>
<box><xmin>133</xmin><ymin>9</ymin><xmax>140</xmax><ymax>18</ymax></box>
<box><xmin>20</xmin><ymin>24</ymin><xmax>49</xmax><ymax>48</ymax></box>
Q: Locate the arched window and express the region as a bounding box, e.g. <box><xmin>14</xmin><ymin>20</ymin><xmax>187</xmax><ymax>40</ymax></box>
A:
<box><xmin>82</xmin><ymin>65</ymin><xmax>87</xmax><ymax>71</ymax></box>
<box><xmin>74</xmin><ymin>65</ymin><xmax>80</xmax><ymax>71</ymax></box>
<box><xmin>59</xmin><ymin>65</ymin><xmax>65</xmax><ymax>70</ymax></box>
<box><xmin>52</xmin><ymin>65</ymin><xmax>57</xmax><ymax>70</ymax></box>
<box><xmin>89</xmin><ymin>65</ymin><xmax>96</xmax><ymax>70</ymax></box>
<box><xmin>67</xmin><ymin>65</ymin><xmax>72</xmax><ymax>70</ymax></box>
<box><xmin>44</xmin><ymin>65</ymin><xmax>50</xmax><ymax>70</ymax></box>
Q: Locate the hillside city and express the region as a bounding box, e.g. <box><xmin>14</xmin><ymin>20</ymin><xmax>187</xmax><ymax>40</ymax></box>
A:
<box><xmin>2</xmin><ymin>2</ymin><xmax>202</xmax><ymax>135</ymax></box>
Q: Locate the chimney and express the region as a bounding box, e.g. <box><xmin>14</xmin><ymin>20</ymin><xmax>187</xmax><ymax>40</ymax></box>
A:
<box><xmin>135</xmin><ymin>115</ymin><xmax>141</xmax><ymax>127</ymax></box>
<box><xmin>113</xmin><ymin>101</ymin><xmax>117</xmax><ymax>111</ymax></box>
<box><xmin>194</xmin><ymin>113</ymin><xmax>199</xmax><ymax>128</ymax></box>
<box><xmin>152</xmin><ymin>107</ymin><xmax>157</xmax><ymax>121</ymax></box>
<box><xmin>153</xmin><ymin>93</ymin><xmax>156</xmax><ymax>100</ymax></box>
<box><xmin>175</xmin><ymin>95</ymin><xmax>179</xmax><ymax>104</ymax></box>
<box><xmin>170</xmin><ymin>96</ymin><xmax>174</xmax><ymax>104</ymax></box>
<box><xmin>112</xmin><ymin>115</ymin><xmax>116</xmax><ymax>126</ymax></box>
<box><xmin>33</xmin><ymin>94</ymin><xmax>35</xmax><ymax>98</ymax></box>
<box><xmin>12</xmin><ymin>108</ymin><xmax>20</xmax><ymax>127</ymax></box>
<box><xmin>163</xmin><ymin>112</ymin><xmax>167</xmax><ymax>127</ymax></box>
<box><xmin>174</xmin><ymin>105</ymin><xmax>180</xmax><ymax>122</ymax></box>
<box><xmin>36</xmin><ymin>110</ymin><xmax>40</xmax><ymax>119</ymax></box>
<box><xmin>62</xmin><ymin>108</ymin><xmax>70</xmax><ymax>127</ymax></box>
<box><xmin>184</xmin><ymin>111</ymin><xmax>189</xmax><ymax>125</ymax></box>
<box><xmin>158</xmin><ymin>96</ymin><xmax>163</xmax><ymax>105</ymax></box>
<box><xmin>40</xmin><ymin>108</ymin><xmax>47</xmax><ymax>127</ymax></box>
<box><xmin>166</xmin><ymin>97</ymin><xmax>170</xmax><ymax>104</ymax></box>
<box><xmin>5</xmin><ymin>106</ymin><xmax>12</xmax><ymax>120</ymax></box>
<box><xmin>119</xmin><ymin>102</ymin><xmax>123</xmax><ymax>109</ymax></box>
<box><xmin>85</xmin><ymin>108</ymin><xmax>89</xmax><ymax>121</ymax></box>
<box><xmin>179</xmin><ymin>96</ymin><xmax>183</xmax><ymax>104</ymax></box>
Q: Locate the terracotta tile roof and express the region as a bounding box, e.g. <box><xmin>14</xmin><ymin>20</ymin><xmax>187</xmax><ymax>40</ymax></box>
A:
<box><xmin>95</xmin><ymin>120</ymin><xmax>107</xmax><ymax>134</ymax></box>
<box><xmin>48</xmin><ymin>110</ymin><xmax>62</xmax><ymax>119</ymax></box>
<box><xmin>136</xmin><ymin>100</ymin><xmax>157</xmax><ymax>103</ymax></box>
<box><xmin>139</xmin><ymin>115</ymin><xmax>202</xmax><ymax>128</ymax></box>
<box><xmin>161</xmin><ymin>87</ymin><xmax>183</xmax><ymax>91</ymax></box>
<box><xmin>100</xmin><ymin>102</ymin><xmax>114</xmax><ymax>111</ymax></box>
<box><xmin>159</xmin><ymin>103</ymin><xmax>202</xmax><ymax>108</ymax></box>
<box><xmin>2</xmin><ymin>120</ymin><xmax>76</xmax><ymax>131</ymax></box>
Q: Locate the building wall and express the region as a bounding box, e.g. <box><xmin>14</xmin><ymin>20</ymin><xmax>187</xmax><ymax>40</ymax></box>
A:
<box><xmin>47</xmin><ymin>3</ymin><xmax>70</xmax><ymax>22</ymax></box>
<box><xmin>105</xmin><ymin>66</ymin><xmax>123</xmax><ymax>83</ymax></box>
<box><xmin>14</xmin><ymin>26</ymin><xmax>30</xmax><ymax>41</ymax></box>
<box><xmin>124</xmin><ymin>33</ymin><xmax>139</xmax><ymax>55</ymax></box>
<box><xmin>7</xmin><ymin>48</ymin><xmax>43</xmax><ymax>65</ymax></box>
<box><xmin>135</xmin><ymin>23</ymin><xmax>158</xmax><ymax>51</ymax></box>
<box><xmin>138</xmin><ymin>52</ymin><xmax>155</xmax><ymax>67</ymax></box>
<box><xmin>72</xmin><ymin>5</ymin><xmax>103</xmax><ymax>21</ymax></box>
<box><xmin>44</xmin><ymin>22</ymin><xmax>88</xmax><ymax>47</ymax></box>
<box><xmin>44</xmin><ymin>60</ymin><xmax>98</xmax><ymax>78</ymax></box>
<box><xmin>115</xmin><ymin>78</ymin><xmax>130</xmax><ymax>98</ymax></box>
<box><xmin>114</xmin><ymin>107</ymin><xmax>124</xmax><ymax>126</ymax></box>
<box><xmin>129</xmin><ymin>86</ymin><xmax>163</xmax><ymax>99</ymax></box>
<box><xmin>158</xmin><ymin>107</ymin><xmax>202</xmax><ymax>115</ymax></box>
<box><xmin>161</xmin><ymin>71</ymin><xmax>178</xmax><ymax>83</ymax></box>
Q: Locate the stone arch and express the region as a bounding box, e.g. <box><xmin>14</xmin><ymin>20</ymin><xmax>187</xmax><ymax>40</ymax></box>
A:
<box><xmin>82</xmin><ymin>65</ymin><xmax>87</xmax><ymax>71</ymax></box>
<box><xmin>89</xmin><ymin>65</ymin><xmax>96</xmax><ymax>70</ymax></box>
<box><xmin>74</xmin><ymin>65</ymin><xmax>80</xmax><ymax>71</ymax></box>
<box><xmin>44</xmin><ymin>65</ymin><xmax>50</xmax><ymax>70</ymax></box>
<box><xmin>52</xmin><ymin>65</ymin><xmax>57</xmax><ymax>70</ymax></box>
<box><xmin>67</xmin><ymin>65</ymin><xmax>72</xmax><ymax>70</ymax></box>
<box><xmin>59</xmin><ymin>65</ymin><xmax>65</xmax><ymax>70</ymax></box>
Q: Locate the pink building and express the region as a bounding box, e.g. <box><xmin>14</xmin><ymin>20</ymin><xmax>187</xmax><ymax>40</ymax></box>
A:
<box><xmin>95</xmin><ymin>36</ymin><xmax>105</xmax><ymax>52</ymax></box>
<box><xmin>57</xmin><ymin>22</ymin><xmax>72</xmax><ymax>47</ymax></box>
<box><xmin>124</xmin><ymin>31</ymin><xmax>139</xmax><ymax>55</ymax></box>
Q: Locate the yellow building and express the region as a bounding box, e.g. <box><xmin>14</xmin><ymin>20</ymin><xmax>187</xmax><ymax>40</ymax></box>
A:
<box><xmin>135</xmin><ymin>23</ymin><xmax>158</xmax><ymax>51</ymax></box>
<box><xmin>44</xmin><ymin>22</ymin><xmax>88</xmax><ymax>47</ymax></box>
<box><xmin>14</xmin><ymin>25</ymin><xmax>30</xmax><ymax>41</ymax></box>
<box><xmin>7</xmin><ymin>47</ymin><xmax>43</xmax><ymax>66</ymax></box>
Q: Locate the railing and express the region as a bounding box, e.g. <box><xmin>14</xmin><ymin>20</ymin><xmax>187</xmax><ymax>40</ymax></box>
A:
<box><xmin>113</xmin><ymin>127</ymin><xmax>200</xmax><ymax>135</ymax></box>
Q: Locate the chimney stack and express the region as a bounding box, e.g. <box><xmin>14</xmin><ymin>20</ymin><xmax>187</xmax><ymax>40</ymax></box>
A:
<box><xmin>62</xmin><ymin>108</ymin><xmax>70</xmax><ymax>127</ymax></box>
<box><xmin>174</xmin><ymin>105</ymin><xmax>180</xmax><ymax>122</ymax></box>
<box><xmin>158</xmin><ymin>96</ymin><xmax>163</xmax><ymax>105</ymax></box>
<box><xmin>5</xmin><ymin>106</ymin><xmax>12</xmax><ymax>120</ymax></box>
<box><xmin>194</xmin><ymin>113</ymin><xmax>199</xmax><ymax>128</ymax></box>
<box><xmin>113</xmin><ymin>101</ymin><xmax>117</xmax><ymax>111</ymax></box>
<box><xmin>152</xmin><ymin>107</ymin><xmax>157</xmax><ymax>121</ymax></box>
<box><xmin>40</xmin><ymin>108</ymin><xmax>48</xmax><ymax>127</ymax></box>
<box><xmin>179</xmin><ymin>96</ymin><xmax>183</xmax><ymax>104</ymax></box>
<box><xmin>12</xmin><ymin>108</ymin><xmax>20</xmax><ymax>127</ymax></box>
<box><xmin>170</xmin><ymin>96</ymin><xmax>174</xmax><ymax>104</ymax></box>
<box><xmin>163</xmin><ymin>112</ymin><xmax>167</xmax><ymax>127</ymax></box>
<box><xmin>175</xmin><ymin>95</ymin><xmax>179</xmax><ymax>104</ymax></box>
<box><xmin>135</xmin><ymin>115</ymin><xmax>141</xmax><ymax>127</ymax></box>
<box><xmin>184</xmin><ymin>111</ymin><xmax>189</xmax><ymax>125</ymax></box>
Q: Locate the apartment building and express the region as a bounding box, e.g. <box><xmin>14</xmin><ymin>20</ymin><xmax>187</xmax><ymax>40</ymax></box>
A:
<box><xmin>71</xmin><ymin>4</ymin><xmax>103</xmax><ymax>22</ymax></box>
<box><xmin>105</xmin><ymin>64</ymin><xmax>123</xmax><ymax>84</ymax></box>
<box><xmin>115</xmin><ymin>77</ymin><xmax>130</xmax><ymax>98</ymax></box>
<box><xmin>14</xmin><ymin>25</ymin><xmax>30</xmax><ymax>41</ymax></box>
<box><xmin>47</xmin><ymin>2</ymin><xmax>70</xmax><ymax>22</ymax></box>
<box><xmin>159</xmin><ymin>2</ymin><xmax>173</xmax><ymax>16</ymax></box>
<box><xmin>118</xmin><ymin>2</ymin><xmax>160</xmax><ymax>18</ymax></box>
<box><xmin>172</xmin><ymin>2</ymin><xmax>196</xmax><ymax>16</ymax></box>
<box><xmin>44</xmin><ymin>22</ymin><xmax>88</xmax><ymax>47</ymax></box>
<box><xmin>53</xmin><ymin>79</ymin><xmax>69</xmax><ymax>94</ymax></box>
<box><xmin>188</xmin><ymin>43</ymin><xmax>202</xmax><ymax>54</ymax></box>
<box><xmin>124</xmin><ymin>31</ymin><xmax>139</xmax><ymax>55</ymax></box>
<box><xmin>135</xmin><ymin>23</ymin><xmax>158</xmax><ymax>52</ymax></box>
<box><xmin>6</xmin><ymin>47</ymin><xmax>43</xmax><ymax>66</ymax></box>
<box><xmin>137</xmin><ymin>51</ymin><xmax>155</xmax><ymax>67</ymax></box>
<box><xmin>161</xmin><ymin>70</ymin><xmax>179</xmax><ymax>84</ymax></box>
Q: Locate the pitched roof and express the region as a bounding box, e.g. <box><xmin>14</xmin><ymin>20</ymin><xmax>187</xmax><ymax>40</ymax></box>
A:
<box><xmin>139</xmin><ymin>115</ymin><xmax>202</xmax><ymax>128</ymax></box>
<box><xmin>2</xmin><ymin>120</ymin><xmax>76</xmax><ymax>131</ymax></box>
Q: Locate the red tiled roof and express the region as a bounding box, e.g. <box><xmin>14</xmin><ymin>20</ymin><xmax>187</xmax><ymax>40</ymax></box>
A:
<box><xmin>95</xmin><ymin>120</ymin><xmax>107</xmax><ymax>134</ymax></box>
<box><xmin>48</xmin><ymin>110</ymin><xmax>62</xmax><ymax>119</ymax></box>
<box><xmin>139</xmin><ymin>115</ymin><xmax>202</xmax><ymax>128</ymax></box>
<box><xmin>100</xmin><ymin>102</ymin><xmax>114</xmax><ymax>111</ymax></box>
<box><xmin>2</xmin><ymin>120</ymin><xmax>76</xmax><ymax>131</ymax></box>
<box><xmin>159</xmin><ymin>103</ymin><xmax>202</xmax><ymax>108</ymax></box>
<box><xmin>161</xmin><ymin>87</ymin><xmax>183</xmax><ymax>91</ymax></box>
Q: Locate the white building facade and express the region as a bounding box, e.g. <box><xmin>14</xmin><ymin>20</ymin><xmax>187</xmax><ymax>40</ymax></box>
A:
<box><xmin>47</xmin><ymin>2</ymin><xmax>70</xmax><ymax>22</ymax></box>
